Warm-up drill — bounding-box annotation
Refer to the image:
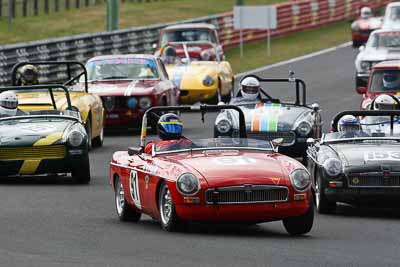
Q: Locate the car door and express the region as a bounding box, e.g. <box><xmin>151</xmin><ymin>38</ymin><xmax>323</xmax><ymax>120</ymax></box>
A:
<box><xmin>127</xmin><ymin>154</ymin><xmax>162</xmax><ymax>215</ymax></box>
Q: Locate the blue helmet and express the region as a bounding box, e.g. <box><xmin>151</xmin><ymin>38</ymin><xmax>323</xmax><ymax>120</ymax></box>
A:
<box><xmin>157</xmin><ymin>113</ymin><xmax>183</xmax><ymax>140</ymax></box>
<box><xmin>338</xmin><ymin>115</ymin><xmax>360</xmax><ymax>133</ymax></box>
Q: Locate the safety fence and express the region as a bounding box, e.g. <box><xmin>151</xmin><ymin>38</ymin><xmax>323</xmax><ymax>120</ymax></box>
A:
<box><xmin>0</xmin><ymin>0</ymin><xmax>165</xmax><ymax>18</ymax></box>
<box><xmin>0</xmin><ymin>0</ymin><xmax>391</xmax><ymax>85</ymax></box>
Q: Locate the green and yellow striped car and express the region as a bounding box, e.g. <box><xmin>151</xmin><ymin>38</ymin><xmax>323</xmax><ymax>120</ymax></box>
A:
<box><xmin>0</xmin><ymin>85</ymin><xmax>90</xmax><ymax>183</ymax></box>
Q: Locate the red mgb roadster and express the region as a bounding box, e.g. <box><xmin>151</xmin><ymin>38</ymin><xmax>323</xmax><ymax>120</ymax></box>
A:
<box><xmin>109</xmin><ymin>105</ymin><xmax>314</xmax><ymax>235</ymax></box>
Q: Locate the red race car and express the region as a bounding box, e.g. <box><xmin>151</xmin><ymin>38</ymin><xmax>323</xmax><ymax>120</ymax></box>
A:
<box><xmin>109</xmin><ymin>105</ymin><xmax>314</xmax><ymax>235</ymax></box>
<box><xmin>351</xmin><ymin>7</ymin><xmax>382</xmax><ymax>47</ymax></box>
<box><xmin>357</xmin><ymin>60</ymin><xmax>400</xmax><ymax>110</ymax></box>
<box><xmin>155</xmin><ymin>23</ymin><xmax>225</xmax><ymax>61</ymax></box>
<box><xmin>85</xmin><ymin>54</ymin><xmax>179</xmax><ymax>129</ymax></box>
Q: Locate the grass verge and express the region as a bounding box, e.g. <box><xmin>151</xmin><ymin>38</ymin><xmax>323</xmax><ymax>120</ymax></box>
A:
<box><xmin>226</xmin><ymin>20</ymin><xmax>351</xmax><ymax>74</ymax></box>
<box><xmin>0</xmin><ymin>0</ymin><xmax>285</xmax><ymax>45</ymax></box>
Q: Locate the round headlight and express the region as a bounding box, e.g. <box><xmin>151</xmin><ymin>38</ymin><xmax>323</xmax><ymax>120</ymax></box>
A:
<box><xmin>289</xmin><ymin>169</ymin><xmax>311</xmax><ymax>192</ymax></box>
<box><xmin>360</xmin><ymin>61</ymin><xmax>370</xmax><ymax>71</ymax></box>
<box><xmin>323</xmin><ymin>158</ymin><xmax>342</xmax><ymax>178</ymax></box>
<box><xmin>203</xmin><ymin>75</ymin><xmax>215</xmax><ymax>87</ymax></box>
<box><xmin>103</xmin><ymin>96</ymin><xmax>115</xmax><ymax>111</ymax></box>
<box><xmin>201</xmin><ymin>51</ymin><xmax>212</xmax><ymax>61</ymax></box>
<box><xmin>177</xmin><ymin>173</ymin><xmax>200</xmax><ymax>196</ymax></box>
<box><xmin>138</xmin><ymin>97</ymin><xmax>152</xmax><ymax>109</ymax></box>
<box><xmin>126</xmin><ymin>97</ymin><xmax>137</xmax><ymax>109</ymax></box>
<box><xmin>68</xmin><ymin>130</ymin><xmax>84</xmax><ymax>147</ymax></box>
<box><xmin>296</xmin><ymin>121</ymin><xmax>312</xmax><ymax>136</ymax></box>
<box><xmin>351</xmin><ymin>23</ymin><xmax>360</xmax><ymax>31</ymax></box>
<box><xmin>216</xmin><ymin>119</ymin><xmax>232</xmax><ymax>134</ymax></box>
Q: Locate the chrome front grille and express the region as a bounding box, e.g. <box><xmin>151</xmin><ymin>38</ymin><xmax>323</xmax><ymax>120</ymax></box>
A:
<box><xmin>0</xmin><ymin>145</ymin><xmax>66</xmax><ymax>160</ymax></box>
<box><xmin>348</xmin><ymin>173</ymin><xmax>400</xmax><ymax>187</ymax></box>
<box><xmin>247</xmin><ymin>131</ymin><xmax>295</xmax><ymax>146</ymax></box>
<box><xmin>205</xmin><ymin>185</ymin><xmax>288</xmax><ymax>204</ymax></box>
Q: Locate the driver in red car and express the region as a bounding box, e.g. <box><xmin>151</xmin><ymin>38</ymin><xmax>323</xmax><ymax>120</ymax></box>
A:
<box><xmin>145</xmin><ymin>113</ymin><xmax>192</xmax><ymax>154</ymax></box>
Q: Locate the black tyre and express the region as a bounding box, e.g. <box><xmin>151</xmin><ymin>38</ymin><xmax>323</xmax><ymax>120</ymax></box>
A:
<box><xmin>92</xmin><ymin>126</ymin><xmax>104</xmax><ymax>148</ymax></box>
<box><xmin>222</xmin><ymin>79</ymin><xmax>234</xmax><ymax>103</ymax></box>
<box><xmin>208</xmin><ymin>90</ymin><xmax>219</xmax><ymax>104</ymax></box>
<box><xmin>283</xmin><ymin>201</ymin><xmax>314</xmax><ymax>236</ymax></box>
<box><xmin>85</xmin><ymin>117</ymin><xmax>92</xmax><ymax>150</ymax></box>
<box><xmin>114</xmin><ymin>176</ymin><xmax>142</xmax><ymax>222</ymax></box>
<box><xmin>221</xmin><ymin>92</ymin><xmax>231</xmax><ymax>103</ymax></box>
<box><xmin>352</xmin><ymin>40</ymin><xmax>361</xmax><ymax>48</ymax></box>
<box><xmin>159</xmin><ymin>182</ymin><xmax>185</xmax><ymax>232</ymax></box>
<box><xmin>71</xmin><ymin>156</ymin><xmax>91</xmax><ymax>184</ymax></box>
<box><xmin>355</xmin><ymin>75</ymin><xmax>367</xmax><ymax>88</ymax></box>
<box><xmin>315</xmin><ymin>171</ymin><xmax>336</xmax><ymax>214</ymax></box>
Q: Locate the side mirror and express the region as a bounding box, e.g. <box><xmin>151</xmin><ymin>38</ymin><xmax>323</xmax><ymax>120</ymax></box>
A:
<box><xmin>306</xmin><ymin>138</ymin><xmax>315</xmax><ymax>146</ymax></box>
<box><xmin>311</xmin><ymin>103</ymin><xmax>319</xmax><ymax>112</ymax></box>
<box><xmin>356</xmin><ymin>86</ymin><xmax>367</xmax><ymax>94</ymax></box>
<box><xmin>359</xmin><ymin>45</ymin><xmax>365</xmax><ymax>51</ymax></box>
<box><xmin>128</xmin><ymin>147</ymin><xmax>142</xmax><ymax>156</ymax></box>
<box><xmin>152</xmin><ymin>43</ymin><xmax>158</xmax><ymax>49</ymax></box>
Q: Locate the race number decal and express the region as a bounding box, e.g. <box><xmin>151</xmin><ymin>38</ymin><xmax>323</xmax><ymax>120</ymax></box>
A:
<box><xmin>129</xmin><ymin>170</ymin><xmax>141</xmax><ymax>209</ymax></box>
<box><xmin>20</xmin><ymin>124</ymin><xmax>56</xmax><ymax>134</ymax></box>
<box><xmin>213</xmin><ymin>156</ymin><xmax>256</xmax><ymax>166</ymax></box>
<box><xmin>364</xmin><ymin>151</ymin><xmax>400</xmax><ymax>161</ymax></box>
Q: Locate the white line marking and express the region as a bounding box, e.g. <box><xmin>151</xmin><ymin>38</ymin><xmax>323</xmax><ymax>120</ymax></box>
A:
<box><xmin>235</xmin><ymin>42</ymin><xmax>352</xmax><ymax>78</ymax></box>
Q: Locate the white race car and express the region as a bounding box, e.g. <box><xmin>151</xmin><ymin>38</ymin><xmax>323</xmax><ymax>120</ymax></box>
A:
<box><xmin>355</xmin><ymin>29</ymin><xmax>400</xmax><ymax>88</ymax></box>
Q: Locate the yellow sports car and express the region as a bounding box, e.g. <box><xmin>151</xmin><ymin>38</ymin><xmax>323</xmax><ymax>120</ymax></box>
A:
<box><xmin>157</xmin><ymin>41</ymin><xmax>234</xmax><ymax>104</ymax></box>
<box><xmin>11</xmin><ymin>61</ymin><xmax>105</xmax><ymax>148</ymax></box>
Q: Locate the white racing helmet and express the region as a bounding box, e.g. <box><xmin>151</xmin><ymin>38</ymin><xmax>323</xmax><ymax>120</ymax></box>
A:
<box><xmin>373</xmin><ymin>94</ymin><xmax>399</xmax><ymax>110</ymax></box>
<box><xmin>360</xmin><ymin>7</ymin><xmax>372</xmax><ymax>19</ymax></box>
<box><xmin>0</xmin><ymin>91</ymin><xmax>18</xmax><ymax>116</ymax></box>
<box><xmin>240</xmin><ymin>77</ymin><xmax>260</xmax><ymax>101</ymax></box>
<box><xmin>382</xmin><ymin>72</ymin><xmax>400</xmax><ymax>89</ymax></box>
<box><xmin>338</xmin><ymin>115</ymin><xmax>361</xmax><ymax>133</ymax></box>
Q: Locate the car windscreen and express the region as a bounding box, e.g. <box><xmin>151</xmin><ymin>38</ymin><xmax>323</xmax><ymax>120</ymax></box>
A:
<box><xmin>0</xmin><ymin>110</ymin><xmax>79</xmax><ymax>120</ymax></box>
<box><xmin>369</xmin><ymin>69</ymin><xmax>400</xmax><ymax>92</ymax></box>
<box><xmin>86</xmin><ymin>58</ymin><xmax>159</xmax><ymax>81</ymax></box>
<box><xmin>368</xmin><ymin>32</ymin><xmax>400</xmax><ymax>48</ymax></box>
<box><xmin>324</xmin><ymin>129</ymin><xmax>400</xmax><ymax>142</ymax></box>
<box><xmin>154</xmin><ymin>137</ymin><xmax>272</xmax><ymax>154</ymax></box>
<box><xmin>161</xmin><ymin>29</ymin><xmax>215</xmax><ymax>47</ymax></box>
<box><xmin>384</xmin><ymin>6</ymin><xmax>400</xmax><ymax>27</ymax></box>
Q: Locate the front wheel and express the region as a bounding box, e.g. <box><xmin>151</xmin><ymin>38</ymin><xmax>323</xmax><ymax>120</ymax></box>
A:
<box><xmin>282</xmin><ymin>201</ymin><xmax>314</xmax><ymax>236</ymax></box>
<box><xmin>85</xmin><ymin>117</ymin><xmax>92</xmax><ymax>150</ymax></box>
<box><xmin>159</xmin><ymin>182</ymin><xmax>185</xmax><ymax>231</ymax></box>
<box><xmin>315</xmin><ymin>172</ymin><xmax>336</xmax><ymax>214</ymax></box>
<box><xmin>114</xmin><ymin>176</ymin><xmax>142</xmax><ymax>222</ymax></box>
<box><xmin>92</xmin><ymin>126</ymin><xmax>104</xmax><ymax>148</ymax></box>
<box><xmin>71</xmin><ymin>156</ymin><xmax>91</xmax><ymax>184</ymax></box>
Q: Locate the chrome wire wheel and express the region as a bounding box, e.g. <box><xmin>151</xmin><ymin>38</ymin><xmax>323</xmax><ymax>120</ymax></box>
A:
<box><xmin>315</xmin><ymin>180</ymin><xmax>321</xmax><ymax>210</ymax></box>
<box><xmin>160</xmin><ymin>186</ymin><xmax>173</xmax><ymax>225</ymax></box>
<box><xmin>115</xmin><ymin>178</ymin><xmax>125</xmax><ymax>216</ymax></box>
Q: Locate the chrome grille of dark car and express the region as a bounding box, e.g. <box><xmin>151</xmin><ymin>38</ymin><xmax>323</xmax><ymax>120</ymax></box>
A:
<box><xmin>247</xmin><ymin>131</ymin><xmax>295</xmax><ymax>145</ymax></box>
<box><xmin>205</xmin><ymin>185</ymin><xmax>288</xmax><ymax>204</ymax></box>
<box><xmin>348</xmin><ymin>174</ymin><xmax>400</xmax><ymax>187</ymax></box>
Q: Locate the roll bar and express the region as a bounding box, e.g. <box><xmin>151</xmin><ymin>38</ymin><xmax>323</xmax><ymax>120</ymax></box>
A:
<box><xmin>331</xmin><ymin>110</ymin><xmax>400</xmax><ymax>133</ymax></box>
<box><xmin>140</xmin><ymin>104</ymin><xmax>247</xmax><ymax>148</ymax></box>
<box><xmin>240</xmin><ymin>72</ymin><xmax>307</xmax><ymax>106</ymax></box>
<box><xmin>11</xmin><ymin>61</ymin><xmax>88</xmax><ymax>92</ymax></box>
<box><xmin>0</xmin><ymin>84</ymin><xmax>72</xmax><ymax>110</ymax></box>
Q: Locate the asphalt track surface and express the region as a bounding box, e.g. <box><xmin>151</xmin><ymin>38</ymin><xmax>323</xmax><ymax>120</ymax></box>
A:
<box><xmin>2</xmin><ymin>45</ymin><xmax>400</xmax><ymax>267</ymax></box>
